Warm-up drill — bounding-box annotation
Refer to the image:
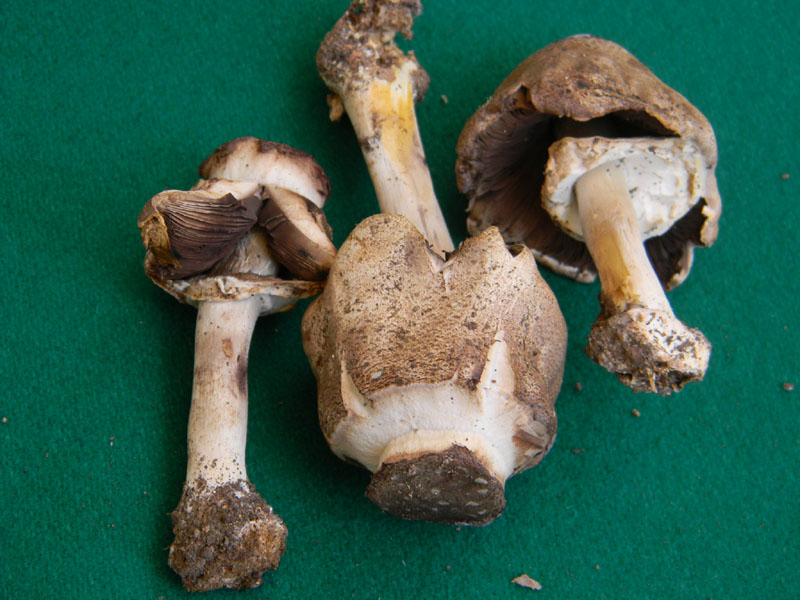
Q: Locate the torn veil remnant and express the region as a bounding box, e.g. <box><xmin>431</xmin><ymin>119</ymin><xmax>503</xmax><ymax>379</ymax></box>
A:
<box><xmin>305</xmin><ymin>0</ymin><xmax>567</xmax><ymax>526</ymax></box>
<box><xmin>138</xmin><ymin>137</ymin><xmax>335</xmax><ymax>591</ymax></box>
<box><xmin>456</xmin><ymin>35</ymin><xmax>721</xmax><ymax>395</ymax></box>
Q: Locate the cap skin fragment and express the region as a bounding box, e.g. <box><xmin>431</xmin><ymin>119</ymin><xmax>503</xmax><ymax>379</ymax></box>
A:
<box><xmin>302</xmin><ymin>214</ymin><xmax>567</xmax><ymax>525</ymax></box>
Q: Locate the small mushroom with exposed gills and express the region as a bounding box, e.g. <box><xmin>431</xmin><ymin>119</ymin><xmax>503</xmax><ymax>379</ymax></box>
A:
<box><xmin>456</xmin><ymin>35</ymin><xmax>721</xmax><ymax>394</ymax></box>
<box><xmin>305</xmin><ymin>0</ymin><xmax>567</xmax><ymax>526</ymax></box>
<box><xmin>138</xmin><ymin>137</ymin><xmax>335</xmax><ymax>591</ymax></box>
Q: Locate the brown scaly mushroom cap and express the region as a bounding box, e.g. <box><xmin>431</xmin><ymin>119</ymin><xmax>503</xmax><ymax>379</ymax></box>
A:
<box><xmin>138</xmin><ymin>137</ymin><xmax>336</xmax><ymax>591</ymax></box>
<box><xmin>456</xmin><ymin>35</ymin><xmax>719</xmax><ymax>395</ymax></box>
<box><xmin>456</xmin><ymin>34</ymin><xmax>720</xmax><ymax>289</ymax></box>
<box><xmin>302</xmin><ymin>214</ymin><xmax>567</xmax><ymax>526</ymax></box>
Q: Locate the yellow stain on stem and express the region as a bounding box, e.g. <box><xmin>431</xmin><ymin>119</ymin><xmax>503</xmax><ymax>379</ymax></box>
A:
<box><xmin>369</xmin><ymin>78</ymin><xmax>418</xmax><ymax>170</ymax></box>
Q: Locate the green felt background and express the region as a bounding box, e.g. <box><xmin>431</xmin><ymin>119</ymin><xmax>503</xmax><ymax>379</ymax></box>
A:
<box><xmin>1</xmin><ymin>0</ymin><xmax>798</xmax><ymax>598</ymax></box>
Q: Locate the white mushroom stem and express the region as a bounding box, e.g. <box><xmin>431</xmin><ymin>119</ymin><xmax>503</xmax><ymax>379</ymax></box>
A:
<box><xmin>574</xmin><ymin>162</ymin><xmax>672</xmax><ymax>315</ymax></box>
<box><xmin>338</xmin><ymin>63</ymin><xmax>454</xmax><ymax>255</ymax></box>
<box><xmin>167</xmin><ymin>223</ymin><xmax>289</xmax><ymax>592</ymax></box>
<box><xmin>317</xmin><ymin>0</ymin><xmax>453</xmax><ymax>256</ymax></box>
<box><xmin>568</xmin><ymin>159</ymin><xmax>711</xmax><ymax>395</ymax></box>
<box><xmin>185</xmin><ymin>296</ymin><xmax>260</xmax><ymax>487</ymax></box>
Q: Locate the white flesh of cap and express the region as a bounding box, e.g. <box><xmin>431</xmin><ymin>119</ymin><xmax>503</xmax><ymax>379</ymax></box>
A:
<box><xmin>192</xmin><ymin>178</ymin><xmax>262</xmax><ymax>201</ymax></box>
<box><xmin>204</xmin><ymin>152</ymin><xmax>328</xmax><ymax>209</ymax></box>
<box><xmin>329</xmin><ymin>333</ymin><xmax>548</xmax><ymax>484</ymax></box>
<box><xmin>543</xmin><ymin>136</ymin><xmax>707</xmax><ymax>240</ymax></box>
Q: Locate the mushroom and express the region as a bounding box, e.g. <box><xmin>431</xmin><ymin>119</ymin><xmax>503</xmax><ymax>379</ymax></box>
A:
<box><xmin>303</xmin><ymin>214</ymin><xmax>566</xmax><ymax>525</ymax></box>
<box><xmin>304</xmin><ymin>0</ymin><xmax>567</xmax><ymax>526</ymax></box>
<box><xmin>138</xmin><ymin>137</ymin><xmax>335</xmax><ymax>591</ymax></box>
<box><xmin>456</xmin><ymin>35</ymin><xmax>721</xmax><ymax>395</ymax></box>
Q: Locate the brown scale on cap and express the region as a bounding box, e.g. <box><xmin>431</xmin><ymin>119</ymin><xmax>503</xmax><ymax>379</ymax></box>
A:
<box><xmin>456</xmin><ymin>35</ymin><xmax>720</xmax><ymax>394</ymax></box>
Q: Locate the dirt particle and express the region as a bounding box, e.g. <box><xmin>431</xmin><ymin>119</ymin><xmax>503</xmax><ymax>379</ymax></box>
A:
<box><xmin>170</xmin><ymin>480</ymin><xmax>287</xmax><ymax>591</ymax></box>
<box><xmin>574</xmin><ymin>382</ymin><xmax>582</xmax><ymax>391</ymax></box>
<box><xmin>571</xmin><ymin>448</ymin><xmax>584</xmax><ymax>454</ymax></box>
<box><xmin>781</xmin><ymin>173</ymin><xmax>790</xmax><ymax>180</ymax></box>
<box><xmin>512</xmin><ymin>574</ymin><xmax>542</xmax><ymax>590</ymax></box>
<box><xmin>782</xmin><ymin>382</ymin><xmax>794</xmax><ymax>391</ymax></box>
<box><xmin>1</xmin><ymin>417</ymin><xmax>7</xmax><ymax>423</ymax></box>
<box><xmin>222</xmin><ymin>338</ymin><xmax>234</xmax><ymax>358</ymax></box>
<box><xmin>595</xmin><ymin>564</ymin><xmax>600</xmax><ymax>570</ymax></box>
<box><xmin>440</xmin><ymin>94</ymin><xmax>449</xmax><ymax>104</ymax></box>
<box><xmin>631</xmin><ymin>408</ymin><xmax>641</xmax><ymax>417</ymax></box>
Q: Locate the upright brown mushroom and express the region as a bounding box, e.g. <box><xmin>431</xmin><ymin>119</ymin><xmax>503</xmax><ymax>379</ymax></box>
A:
<box><xmin>303</xmin><ymin>0</ymin><xmax>567</xmax><ymax>526</ymax></box>
<box><xmin>139</xmin><ymin>137</ymin><xmax>335</xmax><ymax>591</ymax></box>
<box><xmin>456</xmin><ymin>35</ymin><xmax>721</xmax><ymax>394</ymax></box>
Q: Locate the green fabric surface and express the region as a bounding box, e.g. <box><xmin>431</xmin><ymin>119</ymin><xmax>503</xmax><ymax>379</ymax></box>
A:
<box><xmin>1</xmin><ymin>0</ymin><xmax>798</xmax><ymax>598</ymax></box>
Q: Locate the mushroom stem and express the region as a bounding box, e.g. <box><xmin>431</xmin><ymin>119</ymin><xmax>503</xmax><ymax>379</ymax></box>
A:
<box><xmin>185</xmin><ymin>296</ymin><xmax>260</xmax><ymax>487</ymax></box>
<box><xmin>574</xmin><ymin>162</ymin><xmax>672</xmax><ymax>315</ymax></box>
<box><xmin>574</xmin><ymin>161</ymin><xmax>711</xmax><ymax>395</ymax></box>
<box><xmin>339</xmin><ymin>70</ymin><xmax>453</xmax><ymax>255</ymax></box>
<box><xmin>317</xmin><ymin>0</ymin><xmax>454</xmax><ymax>255</ymax></box>
<box><xmin>169</xmin><ymin>295</ymin><xmax>288</xmax><ymax>591</ymax></box>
